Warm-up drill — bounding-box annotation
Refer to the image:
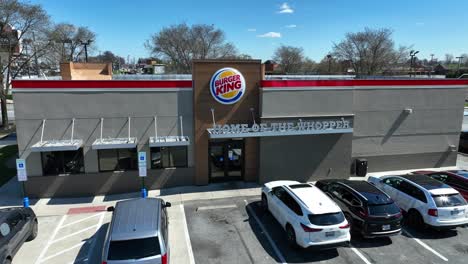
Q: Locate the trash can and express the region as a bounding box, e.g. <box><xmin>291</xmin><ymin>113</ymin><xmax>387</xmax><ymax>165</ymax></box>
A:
<box><xmin>355</xmin><ymin>158</ymin><xmax>368</xmax><ymax>177</ymax></box>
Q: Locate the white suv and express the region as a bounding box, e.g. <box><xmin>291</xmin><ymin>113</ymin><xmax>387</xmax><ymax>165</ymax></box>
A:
<box><xmin>261</xmin><ymin>181</ymin><xmax>350</xmax><ymax>249</ymax></box>
<box><xmin>368</xmin><ymin>174</ymin><xmax>468</xmax><ymax>229</ymax></box>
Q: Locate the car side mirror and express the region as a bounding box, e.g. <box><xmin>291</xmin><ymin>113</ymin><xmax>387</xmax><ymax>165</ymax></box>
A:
<box><xmin>163</xmin><ymin>202</ymin><xmax>171</xmax><ymax>208</ymax></box>
<box><xmin>107</xmin><ymin>206</ymin><xmax>115</xmax><ymax>212</ymax></box>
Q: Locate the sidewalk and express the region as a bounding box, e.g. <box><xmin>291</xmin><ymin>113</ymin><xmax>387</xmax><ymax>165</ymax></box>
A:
<box><xmin>1</xmin><ymin>154</ymin><xmax>467</xmax><ymax>216</ymax></box>
<box><xmin>0</xmin><ymin>179</ymin><xmax>261</xmax><ymax>216</ymax></box>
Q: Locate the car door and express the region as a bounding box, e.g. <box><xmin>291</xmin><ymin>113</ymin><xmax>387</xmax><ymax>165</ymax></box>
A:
<box><xmin>379</xmin><ymin>177</ymin><xmax>402</xmax><ymax>199</ymax></box>
<box><xmin>7</xmin><ymin>212</ymin><xmax>27</xmax><ymax>255</ymax></box>
<box><xmin>280</xmin><ymin>192</ymin><xmax>303</xmax><ymax>228</ymax></box>
<box><xmin>395</xmin><ymin>181</ymin><xmax>427</xmax><ymax>213</ymax></box>
<box><xmin>340</xmin><ymin>188</ymin><xmax>364</xmax><ymax>219</ymax></box>
<box><xmin>160</xmin><ymin>205</ymin><xmax>169</xmax><ymax>262</ymax></box>
<box><xmin>269</xmin><ymin>187</ymin><xmax>286</xmax><ymax>223</ymax></box>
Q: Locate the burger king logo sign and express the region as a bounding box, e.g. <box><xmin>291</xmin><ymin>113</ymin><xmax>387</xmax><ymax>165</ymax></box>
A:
<box><xmin>210</xmin><ymin>67</ymin><xmax>246</xmax><ymax>104</ymax></box>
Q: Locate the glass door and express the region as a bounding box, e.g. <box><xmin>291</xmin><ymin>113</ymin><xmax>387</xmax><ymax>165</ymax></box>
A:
<box><xmin>209</xmin><ymin>139</ymin><xmax>244</xmax><ymax>182</ymax></box>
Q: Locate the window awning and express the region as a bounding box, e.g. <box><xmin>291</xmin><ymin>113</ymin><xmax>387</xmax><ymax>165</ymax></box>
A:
<box><xmin>30</xmin><ymin>119</ymin><xmax>84</xmax><ymax>152</ymax></box>
<box><xmin>31</xmin><ymin>139</ymin><xmax>83</xmax><ymax>152</ymax></box>
<box><xmin>92</xmin><ymin>138</ymin><xmax>137</xmax><ymax>150</ymax></box>
<box><xmin>149</xmin><ymin>136</ymin><xmax>190</xmax><ymax>147</ymax></box>
<box><xmin>92</xmin><ymin>117</ymin><xmax>137</xmax><ymax>150</ymax></box>
<box><xmin>149</xmin><ymin>115</ymin><xmax>190</xmax><ymax>147</ymax></box>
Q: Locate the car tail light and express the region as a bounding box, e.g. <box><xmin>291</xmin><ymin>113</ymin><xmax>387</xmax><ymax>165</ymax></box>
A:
<box><xmin>102</xmin><ymin>262</ymin><xmax>107</xmax><ymax>264</ymax></box>
<box><xmin>339</xmin><ymin>223</ymin><xmax>350</xmax><ymax>229</ymax></box>
<box><xmin>358</xmin><ymin>209</ymin><xmax>368</xmax><ymax>218</ymax></box>
<box><xmin>301</xmin><ymin>223</ymin><xmax>323</xmax><ymax>232</ymax></box>
<box><xmin>428</xmin><ymin>209</ymin><xmax>438</xmax><ymax>217</ymax></box>
<box><xmin>162</xmin><ymin>253</ymin><xmax>167</xmax><ymax>264</ymax></box>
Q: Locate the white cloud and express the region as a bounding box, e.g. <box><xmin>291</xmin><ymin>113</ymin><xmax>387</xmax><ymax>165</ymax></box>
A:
<box><xmin>285</xmin><ymin>24</ymin><xmax>297</xmax><ymax>28</ymax></box>
<box><xmin>278</xmin><ymin>2</ymin><xmax>294</xmax><ymax>14</ymax></box>
<box><xmin>415</xmin><ymin>22</ymin><xmax>425</xmax><ymax>26</ymax></box>
<box><xmin>247</xmin><ymin>28</ymin><xmax>256</xmax><ymax>32</ymax></box>
<box><xmin>257</xmin><ymin>32</ymin><xmax>282</xmax><ymax>38</ymax></box>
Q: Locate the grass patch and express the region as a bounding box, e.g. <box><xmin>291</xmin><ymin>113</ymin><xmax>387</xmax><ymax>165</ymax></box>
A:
<box><xmin>0</xmin><ymin>145</ymin><xmax>18</xmax><ymax>187</ymax></box>
<box><xmin>465</xmin><ymin>102</ymin><xmax>468</xmax><ymax>107</ymax></box>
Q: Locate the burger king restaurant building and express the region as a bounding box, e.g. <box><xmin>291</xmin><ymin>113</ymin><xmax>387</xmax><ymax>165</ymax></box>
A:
<box><xmin>12</xmin><ymin>60</ymin><xmax>468</xmax><ymax>198</ymax></box>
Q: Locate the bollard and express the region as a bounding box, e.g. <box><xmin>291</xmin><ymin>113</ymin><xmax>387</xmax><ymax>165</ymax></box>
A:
<box><xmin>141</xmin><ymin>188</ymin><xmax>148</xmax><ymax>198</ymax></box>
<box><xmin>23</xmin><ymin>197</ymin><xmax>30</xmax><ymax>208</ymax></box>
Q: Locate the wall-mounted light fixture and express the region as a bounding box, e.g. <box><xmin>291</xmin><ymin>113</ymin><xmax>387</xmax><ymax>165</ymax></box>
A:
<box><xmin>449</xmin><ymin>145</ymin><xmax>458</xmax><ymax>152</ymax></box>
<box><xmin>404</xmin><ymin>108</ymin><xmax>413</xmax><ymax>114</ymax></box>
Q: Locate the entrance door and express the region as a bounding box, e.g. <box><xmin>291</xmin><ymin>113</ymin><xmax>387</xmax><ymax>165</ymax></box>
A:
<box><xmin>209</xmin><ymin>139</ymin><xmax>244</xmax><ymax>182</ymax></box>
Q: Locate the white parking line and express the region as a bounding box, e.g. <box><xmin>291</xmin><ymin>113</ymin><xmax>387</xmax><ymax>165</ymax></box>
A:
<box><xmin>243</xmin><ymin>200</ymin><xmax>287</xmax><ymax>264</ymax></box>
<box><xmin>403</xmin><ymin>229</ymin><xmax>449</xmax><ymax>262</ymax></box>
<box><xmin>60</xmin><ymin>212</ymin><xmax>103</xmax><ymax>228</ymax></box>
<box><xmin>350</xmin><ymin>247</ymin><xmax>372</xmax><ymax>264</ymax></box>
<box><xmin>84</xmin><ymin>211</ymin><xmax>107</xmax><ymax>263</ymax></box>
<box><xmin>50</xmin><ymin>224</ymin><xmax>99</xmax><ymax>244</ymax></box>
<box><xmin>39</xmin><ymin>241</ymin><xmax>86</xmax><ymax>263</ymax></box>
<box><xmin>196</xmin><ymin>204</ymin><xmax>237</xmax><ymax>211</ymax></box>
<box><xmin>180</xmin><ymin>204</ymin><xmax>196</xmax><ymax>264</ymax></box>
<box><xmin>34</xmin><ymin>215</ymin><xmax>67</xmax><ymax>264</ymax></box>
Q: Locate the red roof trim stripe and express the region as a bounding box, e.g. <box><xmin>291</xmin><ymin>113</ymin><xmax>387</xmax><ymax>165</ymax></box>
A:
<box><xmin>11</xmin><ymin>80</ymin><xmax>193</xmax><ymax>89</ymax></box>
<box><xmin>261</xmin><ymin>79</ymin><xmax>468</xmax><ymax>87</ymax></box>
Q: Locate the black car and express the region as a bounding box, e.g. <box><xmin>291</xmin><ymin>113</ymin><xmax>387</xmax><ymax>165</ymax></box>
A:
<box><xmin>0</xmin><ymin>208</ymin><xmax>38</xmax><ymax>264</ymax></box>
<box><xmin>315</xmin><ymin>179</ymin><xmax>402</xmax><ymax>238</ymax></box>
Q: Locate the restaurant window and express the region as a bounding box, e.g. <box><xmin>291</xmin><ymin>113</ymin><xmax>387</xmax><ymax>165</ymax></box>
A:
<box><xmin>98</xmin><ymin>149</ymin><xmax>138</xmax><ymax>172</ymax></box>
<box><xmin>150</xmin><ymin>146</ymin><xmax>187</xmax><ymax>169</ymax></box>
<box><xmin>41</xmin><ymin>149</ymin><xmax>84</xmax><ymax>175</ymax></box>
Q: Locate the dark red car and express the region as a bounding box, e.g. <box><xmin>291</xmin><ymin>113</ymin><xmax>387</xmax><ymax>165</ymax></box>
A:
<box><xmin>412</xmin><ymin>170</ymin><xmax>468</xmax><ymax>201</ymax></box>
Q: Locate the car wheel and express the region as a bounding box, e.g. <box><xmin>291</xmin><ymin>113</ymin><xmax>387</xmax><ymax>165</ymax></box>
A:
<box><xmin>408</xmin><ymin>210</ymin><xmax>425</xmax><ymax>230</ymax></box>
<box><xmin>286</xmin><ymin>224</ymin><xmax>298</xmax><ymax>249</ymax></box>
<box><xmin>261</xmin><ymin>194</ymin><xmax>268</xmax><ymax>213</ymax></box>
<box><xmin>27</xmin><ymin>220</ymin><xmax>38</xmax><ymax>241</ymax></box>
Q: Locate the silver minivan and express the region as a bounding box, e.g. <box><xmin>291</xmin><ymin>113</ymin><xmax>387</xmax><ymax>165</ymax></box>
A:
<box><xmin>102</xmin><ymin>198</ymin><xmax>171</xmax><ymax>264</ymax></box>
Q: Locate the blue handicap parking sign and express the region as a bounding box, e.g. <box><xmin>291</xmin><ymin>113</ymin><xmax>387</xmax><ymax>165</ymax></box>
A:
<box><xmin>19</xmin><ymin>164</ymin><xmax>24</xmax><ymax>168</ymax></box>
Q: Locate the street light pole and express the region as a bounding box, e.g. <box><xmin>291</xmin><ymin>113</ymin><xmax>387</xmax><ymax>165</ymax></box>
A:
<box><xmin>409</xmin><ymin>50</ymin><xmax>419</xmax><ymax>77</ymax></box>
<box><xmin>456</xmin><ymin>56</ymin><xmax>464</xmax><ymax>77</ymax></box>
<box><xmin>80</xmin><ymin>40</ymin><xmax>92</xmax><ymax>62</ymax></box>
<box><xmin>327</xmin><ymin>54</ymin><xmax>332</xmax><ymax>75</ymax></box>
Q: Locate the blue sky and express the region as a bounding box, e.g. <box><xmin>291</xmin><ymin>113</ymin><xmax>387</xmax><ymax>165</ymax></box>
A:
<box><xmin>31</xmin><ymin>0</ymin><xmax>468</xmax><ymax>62</ymax></box>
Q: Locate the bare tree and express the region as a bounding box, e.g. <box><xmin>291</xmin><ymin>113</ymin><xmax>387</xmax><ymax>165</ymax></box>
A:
<box><xmin>301</xmin><ymin>58</ymin><xmax>317</xmax><ymax>74</ymax></box>
<box><xmin>273</xmin><ymin>45</ymin><xmax>305</xmax><ymax>74</ymax></box>
<box><xmin>48</xmin><ymin>23</ymin><xmax>96</xmax><ymax>63</ymax></box>
<box><xmin>1</xmin><ymin>0</ymin><xmax>50</xmax><ymax>128</ymax></box>
<box><xmin>444</xmin><ymin>54</ymin><xmax>454</xmax><ymax>66</ymax></box>
<box><xmin>332</xmin><ymin>28</ymin><xmax>411</xmax><ymax>77</ymax></box>
<box><xmin>146</xmin><ymin>23</ymin><xmax>238</xmax><ymax>73</ymax></box>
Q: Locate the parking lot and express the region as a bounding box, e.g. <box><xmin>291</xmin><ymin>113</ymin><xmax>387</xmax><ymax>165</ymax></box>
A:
<box><xmin>10</xmin><ymin>193</ymin><xmax>468</xmax><ymax>264</ymax></box>
<box><xmin>13</xmin><ymin>210</ymin><xmax>112</xmax><ymax>264</ymax></box>
<box><xmin>184</xmin><ymin>196</ymin><xmax>468</xmax><ymax>264</ymax></box>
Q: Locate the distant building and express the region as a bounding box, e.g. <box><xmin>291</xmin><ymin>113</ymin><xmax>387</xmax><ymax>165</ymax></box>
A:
<box><xmin>433</xmin><ymin>64</ymin><xmax>448</xmax><ymax>75</ymax></box>
<box><xmin>0</xmin><ymin>23</ymin><xmax>22</xmax><ymax>65</ymax></box>
<box><xmin>263</xmin><ymin>60</ymin><xmax>278</xmax><ymax>74</ymax></box>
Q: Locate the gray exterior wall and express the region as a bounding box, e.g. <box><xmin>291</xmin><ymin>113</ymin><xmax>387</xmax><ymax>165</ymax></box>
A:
<box><xmin>352</xmin><ymin>87</ymin><xmax>465</xmax><ymax>172</ymax></box>
<box><xmin>259</xmin><ymin>89</ymin><xmax>354</xmax><ymax>182</ymax></box>
<box><xmin>14</xmin><ymin>90</ymin><xmax>194</xmax><ymax>197</ymax></box>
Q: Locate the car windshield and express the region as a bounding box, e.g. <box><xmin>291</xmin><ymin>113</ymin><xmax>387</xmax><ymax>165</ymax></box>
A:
<box><xmin>432</xmin><ymin>194</ymin><xmax>467</xmax><ymax>208</ymax></box>
<box><xmin>308</xmin><ymin>212</ymin><xmax>344</xmax><ymax>226</ymax></box>
<box><xmin>368</xmin><ymin>203</ymin><xmax>400</xmax><ymax>216</ymax></box>
<box><xmin>108</xmin><ymin>237</ymin><xmax>161</xmax><ymax>260</ymax></box>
